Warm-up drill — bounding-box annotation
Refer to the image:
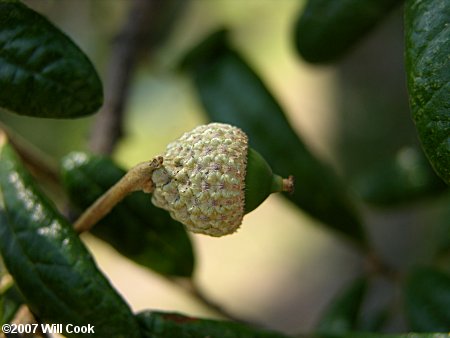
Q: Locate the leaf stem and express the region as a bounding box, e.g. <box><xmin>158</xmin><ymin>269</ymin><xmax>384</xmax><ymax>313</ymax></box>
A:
<box><xmin>73</xmin><ymin>157</ymin><xmax>163</xmax><ymax>233</ymax></box>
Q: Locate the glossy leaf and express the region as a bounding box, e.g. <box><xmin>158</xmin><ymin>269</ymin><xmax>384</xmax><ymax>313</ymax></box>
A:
<box><xmin>60</xmin><ymin>152</ymin><xmax>195</xmax><ymax>278</ymax></box>
<box><xmin>0</xmin><ymin>1</ymin><xmax>103</xmax><ymax>118</ymax></box>
<box><xmin>181</xmin><ymin>30</ymin><xmax>367</xmax><ymax>247</ymax></box>
<box><xmin>294</xmin><ymin>0</ymin><xmax>403</xmax><ymax>63</ymax></box>
<box><xmin>137</xmin><ymin>311</ymin><xmax>291</xmax><ymax>338</ymax></box>
<box><xmin>0</xmin><ymin>285</ymin><xmax>23</xmax><ymax>325</ymax></box>
<box><xmin>0</xmin><ymin>140</ymin><xmax>140</xmax><ymax>337</ymax></box>
<box><xmin>405</xmin><ymin>0</ymin><xmax>450</xmax><ymax>184</ymax></box>
<box><xmin>317</xmin><ymin>277</ymin><xmax>368</xmax><ymax>334</ymax></box>
<box><xmin>353</xmin><ymin>147</ymin><xmax>447</xmax><ymax>206</ymax></box>
<box><xmin>404</xmin><ymin>267</ymin><xmax>450</xmax><ymax>332</ymax></box>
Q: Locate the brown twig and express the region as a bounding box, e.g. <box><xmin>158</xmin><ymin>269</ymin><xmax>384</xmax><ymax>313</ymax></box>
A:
<box><xmin>89</xmin><ymin>0</ymin><xmax>157</xmax><ymax>154</ymax></box>
<box><xmin>73</xmin><ymin>157</ymin><xmax>163</xmax><ymax>233</ymax></box>
<box><xmin>0</xmin><ymin>123</ymin><xmax>59</xmax><ymax>186</ymax></box>
<box><xmin>90</xmin><ymin>0</ymin><xmax>188</xmax><ymax>154</ymax></box>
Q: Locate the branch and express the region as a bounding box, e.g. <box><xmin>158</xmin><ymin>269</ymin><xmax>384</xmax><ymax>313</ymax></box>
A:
<box><xmin>0</xmin><ymin>124</ymin><xmax>59</xmax><ymax>186</ymax></box>
<box><xmin>89</xmin><ymin>0</ymin><xmax>158</xmax><ymax>154</ymax></box>
<box><xmin>73</xmin><ymin>157</ymin><xmax>163</xmax><ymax>233</ymax></box>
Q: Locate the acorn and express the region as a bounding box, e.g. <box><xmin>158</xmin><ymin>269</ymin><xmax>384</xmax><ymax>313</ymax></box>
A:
<box><xmin>73</xmin><ymin>123</ymin><xmax>293</xmax><ymax>236</ymax></box>
<box><xmin>150</xmin><ymin>123</ymin><xmax>294</xmax><ymax>237</ymax></box>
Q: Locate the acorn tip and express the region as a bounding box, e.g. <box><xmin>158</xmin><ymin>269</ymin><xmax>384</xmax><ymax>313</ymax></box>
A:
<box><xmin>282</xmin><ymin>175</ymin><xmax>295</xmax><ymax>194</ymax></box>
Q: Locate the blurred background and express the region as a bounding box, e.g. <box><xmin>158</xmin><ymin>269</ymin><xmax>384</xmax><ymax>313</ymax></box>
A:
<box><xmin>2</xmin><ymin>0</ymin><xmax>448</xmax><ymax>334</ymax></box>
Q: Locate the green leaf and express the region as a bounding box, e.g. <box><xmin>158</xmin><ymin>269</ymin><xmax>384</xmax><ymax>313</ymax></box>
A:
<box><xmin>0</xmin><ymin>140</ymin><xmax>140</xmax><ymax>337</ymax></box>
<box><xmin>136</xmin><ymin>311</ymin><xmax>291</xmax><ymax>338</ymax></box>
<box><xmin>311</xmin><ymin>334</ymin><xmax>450</xmax><ymax>338</ymax></box>
<box><xmin>0</xmin><ymin>1</ymin><xmax>103</xmax><ymax>118</ymax></box>
<box><xmin>432</xmin><ymin>197</ymin><xmax>450</xmax><ymax>262</ymax></box>
<box><xmin>316</xmin><ymin>277</ymin><xmax>368</xmax><ymax>334</ymax></box>
<box><xmin>137</xmin><ymin>312</ymin><xmax>449</xmax><ymax>338</ymax></box>
<box><xmin>294</xmin><ymin>0</ymin><xmax>403</xmax><ymax>63</ymax></box>
<box><xmin>405</xmin><ymin>0</ymin><xmax>450</xmax><ymax>185</ymax></box>
<box><xmin>0</xmin><ymin>285</ymin><xmax>24</xmax><ymax>325</ymax></box>
<box><xmin>404</xmin><ymin>266</ymin><xmax>450</xmax><ymax>332</ymax></box>
<box><xmin>60</xmin><ymin>152</ymin><xmax>195</xmax><ymax>278</ymax></box>
<box><xmin>181</xmin><ymin>30</ymin><xmax>367</xmax><ymax>247</ymax></box>
<box><xmin>353</xmin><ymin>147</ymin><xmax>448</xmax><ymax>206</ymax></box>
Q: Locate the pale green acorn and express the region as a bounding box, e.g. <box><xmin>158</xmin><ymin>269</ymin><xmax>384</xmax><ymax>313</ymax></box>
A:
<box><xmin>73</xmin><ymin>123</ymin><xmax>293</xmax><ymax>236</ymax></box>
<box><xmin>151</xmin><ymin>123</ymin><xmax>294</xmax><ymax>237</ymax></box>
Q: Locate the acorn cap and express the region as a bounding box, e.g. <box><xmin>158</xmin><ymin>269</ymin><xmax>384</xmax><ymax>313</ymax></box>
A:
<box><xmin>151</xmin><ymin>123</ymin><xmax>293</xmax><ymax>236</ymax></box>
<box><xmin>151</xmin><ymin>123</ymin><xmax>247</xmax><ymax>236</ymax></box>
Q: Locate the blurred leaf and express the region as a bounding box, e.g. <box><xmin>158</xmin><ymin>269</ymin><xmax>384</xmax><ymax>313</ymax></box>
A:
<box><xmin>137</xmin><ymin>312</ymin><xmax>448</xmax><ymax>338</ymax></box>
<box><xmin>0</xmin><ymin>139</ymin><xmax>140</xmax><ymax>337</ymax></box>
<box><xmin>433</xmin><ymin>197</ymin><xmax>450</xmax><ymax>263</ymax></box>
<box><xmin>305</xmin><ymin>334</ymin><xmax>450</xmax><ymax>338</ymax></box>
<box><xmin>294</xmin><ymin>0</ymin><xmax>403</xmax><ymax>63</ymax></box>
<box><xmin>353</xmin><ymin>147</ymin><xmax>447</xmax><ymax>206</ymax></box>
<box><xmin>317</xmin><ymin>277</ymin><xmax>368</xmax><ymax>334</ymax></box>
<box><xmin>404</xmin><ymin>266</ymin><xmax>450</xmax><ymax>332</ymax></box>
<box><xmin>405</xmin><ymin>0</ymin><xmax>450</xmax><ymax>184</ymax></box>
<box><xmin>181</xmin><ymin>30</ymin><xmax>367</xmax><ymax>247</ymax></box>
<box><xmin>60</xmin><ymin>152</ymin><xmax>195</xmax><ymax>278</ymax></box>
<box><xmin>0</xmin><ymin>1</ymin><xmax>103</xmax><ymax>118</ymax></box>
<box><xmin>0</xmin><ymin>284</ymin><xmax>23</xmax><ymax>325</ymax></box>
<box><xmin>137</xmin><ymin>311</ymin><xmax>292</xmax><ymax>338</ymax></box>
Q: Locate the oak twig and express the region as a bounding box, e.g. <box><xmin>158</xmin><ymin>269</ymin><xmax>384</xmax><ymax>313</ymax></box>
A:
<box><xmin>73</xmin><ymin>157</ymin><xmax>163</xmax><ymax>233</ymax></box>
<box><xmin>89</xmin><ymin>0</ymin><xmax>157</xmax><ymax>154</ymax></box>
<box><xmin>90</xmin><ymin>0</ymin><xmax>187</xmax><ymax>154</ymax></box>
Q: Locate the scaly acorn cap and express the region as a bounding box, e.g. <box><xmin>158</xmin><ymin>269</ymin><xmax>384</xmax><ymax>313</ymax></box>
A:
<box><xmin>151</xmin><ymin>123</ymin><xmax>293</xmax><ymax>236</ymax></box>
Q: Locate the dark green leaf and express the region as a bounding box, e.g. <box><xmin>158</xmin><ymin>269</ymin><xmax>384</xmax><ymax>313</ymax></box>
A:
<box><xmin>0</xmin><ymin>141</ymin><xmax>140</xmax><ymax>337</ymax></box>
<box><xmin>0</xmin><ymin>1</ymin><xmax>103</xmax><ymax>118</ymax></box>
<box><xmin>60</xmin><ymin>152</ymin><xmax>195</xmax><ymax>278</ymax></box>
<box><xmin>137</xmin><ymin>312</ymin><xmax>449</xmax><ymax>338</ymax></box>
<box><xmin>404</xmin><ymin>266</ymin><xmax>450</xmax><ymax>332</ymax></box>
<box><xmin>0</xmin><ymin>285</ymin><xmax>24</xmax><ymax>325</ymax></box>
<box><xmin>307</xmin><ymin>334</ymin><xmax>450</xmax><ymax>338</ymax></box>
<box><xmin>353</xmin><ymin>147</ymin><xmax>447</xmax><ymax>206</ymax></box>
<box><xmin>137</xmin><ymin>311</ymin><xmax>291</xmax><ymax>338</ymax></box>
<box><xmin>181</xmin><ymin>30</ymin><xmax>367</xmax><ymax>247</ymax></box>
<box><xmin>405</xmin><ymin>0</ymin><xmax>450</xmax><ymax>184</ymax></box>
<box><xmin>317</xmin><ymin>277</ymin><xmax>368</xmax><ymax>334</ymax></box>
<box><xmin>432</xmin><ymin>197</ymin><xmax>450</xmax><ymax>262</ymax></box>
<box><xmin>294</xmin><ymin>0</ymin><xmax>403</xmax><ymax>63</ymax></box>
